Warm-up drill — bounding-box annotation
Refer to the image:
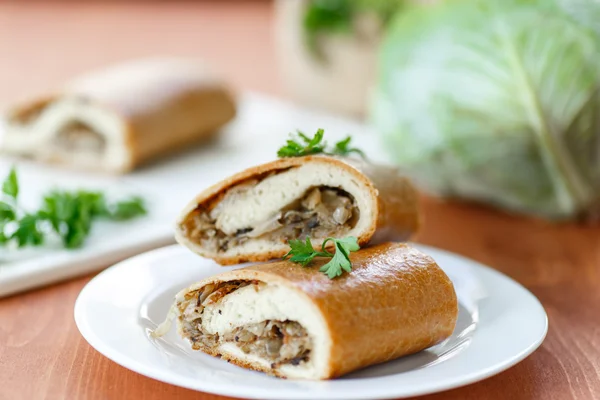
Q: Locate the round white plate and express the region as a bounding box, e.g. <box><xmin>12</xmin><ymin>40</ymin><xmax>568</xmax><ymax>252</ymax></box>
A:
<box><xmin>74</xmin><ymin>244</ymin><xmax>547</xmax><ymax>400</ymax></box>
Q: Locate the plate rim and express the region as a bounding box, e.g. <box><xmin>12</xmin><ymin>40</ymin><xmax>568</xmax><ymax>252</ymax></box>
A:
<box><xmin>74</xmin><ymin>244</ymin><xmax>548</xmax><ymax>400</ymax></box>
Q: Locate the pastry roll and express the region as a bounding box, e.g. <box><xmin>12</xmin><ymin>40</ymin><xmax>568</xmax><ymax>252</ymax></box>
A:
<box><xmin>2</xmin><ymin>58</ymin><xmax>236</xmax><ymax>173</ymax></box>
<box><xmin>176</xmin><ymin>155</ymin><xmax>419</xmax><ymax>265</ymax></box>
<box><xmin>159</xmin><ymin>243</ymin><xmax>458</xmax><ymax>380</ymax></box>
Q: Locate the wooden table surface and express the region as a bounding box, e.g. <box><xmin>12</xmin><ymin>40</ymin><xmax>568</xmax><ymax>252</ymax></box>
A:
<box><xmin>1</xmin><ymin>1</ymin><xmax>599</xmax><ymax>400</ymax></box>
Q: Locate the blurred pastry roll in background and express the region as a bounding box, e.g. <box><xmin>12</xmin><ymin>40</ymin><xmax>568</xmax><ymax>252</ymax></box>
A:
<box><xmin>2</xmin><ymin>58</ymin><xmax>236</xmax><ymax>173</ymax></box>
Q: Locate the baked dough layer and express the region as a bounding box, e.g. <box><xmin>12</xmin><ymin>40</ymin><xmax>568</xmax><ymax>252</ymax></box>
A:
<box><xmin>176</xmin><ymin>156</ymin><xmax>420</xmax><ymax>264</ymax></box>
<box><xmin>171</xmin><ymin>242</ymin><xmax>458</xmax><ymax>379</ymax></box>
<box><xmin>2</xmin><ymin>58</ymin><xmax>236</xmax><ymax>173</ymax></box>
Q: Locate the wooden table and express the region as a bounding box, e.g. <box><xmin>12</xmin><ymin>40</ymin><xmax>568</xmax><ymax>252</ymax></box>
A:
<box><xmin>1</xmin><ymin>1</ymin><xmax>599</xmax><ymax>399</ymax></box>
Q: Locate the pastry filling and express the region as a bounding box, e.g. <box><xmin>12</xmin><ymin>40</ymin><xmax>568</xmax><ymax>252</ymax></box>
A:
<box><xmin>183</xmin><ymin>186</ymin><xmax>359</xmax><ymax>252</ymax></box>
<box><xmin>179</xmin><ymin>281</ymin><xmax>312</xmax><ymax>367</ymax></box>
<box><xmin>55</xmin><ymin>121</ymin><xmax>107</xmax><ymax>154</ymax></box>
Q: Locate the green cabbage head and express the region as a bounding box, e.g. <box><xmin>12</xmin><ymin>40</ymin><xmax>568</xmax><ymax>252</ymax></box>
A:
<box><xmin>372</xmin><ymin>0</ymin><xmax>600</xmax><ymax>220</ymax></box>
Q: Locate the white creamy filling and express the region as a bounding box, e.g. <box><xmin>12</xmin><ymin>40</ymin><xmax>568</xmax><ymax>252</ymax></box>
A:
<box><xmin>4</xmin><ymin>97</ymin><xmax>131</xmax><ymax>171</ymax></box>
<box><xmin>211</xmin><ymin>162</ymin><xmax>373</xmax><ymax>237</ymax></box>
<box><xmin>201</xmin><ymin>283</ymin><xmax>329</xmax><ymax>379</ymax></box>
<box><xmin>34</xmin><ymin>98</ymin><xmax>130</xmax><ymax>170</ymax></box>
<box><xmin>202</xmin><ymin>284</ymin><xmax>312</xmax><ymax>334</ymax></box>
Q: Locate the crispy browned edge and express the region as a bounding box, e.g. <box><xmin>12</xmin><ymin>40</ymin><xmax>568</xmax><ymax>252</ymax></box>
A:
<box><xmin>6</xmin><ymin>95</ymin><xmax>57</xmax><ymax>123</ymax></box>
<box><xmin>174</xmin><ymin>155</ymin><xmax>420</xmax><ymax>265</ymax></box>
<box><xmin>176</xmin><ymin>242</ymin><xmax>458</xmax><ymax>379</ymax></box>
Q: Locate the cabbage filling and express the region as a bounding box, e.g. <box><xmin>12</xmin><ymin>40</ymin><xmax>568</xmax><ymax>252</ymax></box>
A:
<box><xmin>183</xmin><ymin>186</ymin><xmax>359</xmax><ymax>252</ymax></box>
<box><xmin>179</xmin><ymin>281</ymin><xmax>312</xmax><ymax>367</ymax></box>
<box><xmin>55</xmin><ymin>121</ymin><xmax>106</xmax><ymax>154</ymax></box>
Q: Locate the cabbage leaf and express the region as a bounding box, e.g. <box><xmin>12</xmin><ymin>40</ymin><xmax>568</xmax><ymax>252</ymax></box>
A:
<box><xmin>372</xmin><ymin>0</ymin><xmax>600</xmax><ymax>219</ymax></box>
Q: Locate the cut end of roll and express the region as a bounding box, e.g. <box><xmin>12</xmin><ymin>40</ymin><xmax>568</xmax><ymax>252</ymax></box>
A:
<box><xmin>3</xmin><ymin>96</ymin><xmax>132</xmax><ymax>173</ymax></box>
<box><xmin>175</xmin><ymin>156</ymin><xmax>383</xmax><ymax>265</ymax></box>
<box><xmin>174</xmin><ymin>278</ymin><xmax>331</xmax><ymax>380</ymax></box>
<box><xmin>157</xmin><ymin>243</ymin><xmax>458</xmax><ymax>380</ymax></box>
<box><xmin>2</xmin><ymin>58</ymin><xmax>236</xmax><ymax>173</ymax></box>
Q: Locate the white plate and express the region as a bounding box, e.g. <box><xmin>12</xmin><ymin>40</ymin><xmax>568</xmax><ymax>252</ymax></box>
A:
<box><xmin>0</xmin><ymin>92</ymin><xmax>384</xmax><ymax>297</ymax></box>
<box><xmin>74</xmin><ymin>244</ymin><xmax>547</xmax><ymax>400</ymax></box>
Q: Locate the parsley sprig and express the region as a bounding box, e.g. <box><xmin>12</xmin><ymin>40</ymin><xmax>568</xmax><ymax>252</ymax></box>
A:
<box><xmin>302</xmin><ymin>0</ymin><xmax>405</xmax><ymax>61</ymax></box>
<box><xmin>277</xmin><ymin>129</ymin><xmax>365</xmax><ymax>159</ymax></box>
<box><xmin>0</xmin><ymin>167</ymin><xmax>147</xmax><ymax>249</ymax></box>
<box><xmin>283</xmin><ymin>236</ymin><xmax>360</xmax><ymax>278</ymax></box>
<box><xmin>332</xmin><ymin>136</ymin><xmax>366</xmax><ymax>158</ymax></box>
<box><xmin>277</xmin><ymin>129</ymin><xmax>327</xmax><ymax>158</ymax></box>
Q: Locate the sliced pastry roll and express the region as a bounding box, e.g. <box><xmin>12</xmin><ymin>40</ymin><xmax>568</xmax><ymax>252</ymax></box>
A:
<box><xmin>2</xmin><ymin>58</ymin><xmax>236</xmax><ymax>173</ymax></box>
<box><xmin>155</xmin><ymin>243</ymin><xmax>458</xmax><ymax>380</ymax></box>
<box><xmin>176</xmin><ymin>155</ymin><xmax>419</xmax><ymax>265</ymax></box>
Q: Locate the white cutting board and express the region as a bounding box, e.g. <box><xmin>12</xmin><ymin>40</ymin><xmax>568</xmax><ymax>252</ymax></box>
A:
<box><xmin>0</xmin><ymin>92</ymin><xmax>388</xmax><ymax>297</ymax></box>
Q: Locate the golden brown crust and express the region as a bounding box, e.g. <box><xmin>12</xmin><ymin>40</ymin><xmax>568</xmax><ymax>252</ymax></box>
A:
<box><xmin>122</xmin><ymin>87</ymin><xmax>235</xmax><ymax>169</ymax></box>
<box><xmin>178</xmin><ymin>242</ymin><xmax>458</xmax><ymax>379</ymax></box>
<box><xmin>175</xmin><ymin>155</ymin><xmax>419</xmax><ymax>265</ymax></box>
<box><xmin>342</xmin><ymin>157</ymin><xmax>420</xmax><ymax>244</ymax></box>
<box><xmin>66</xmin><ymin>61</ymin><xmax>237</xmax><ymax>171</ymax></box>
<box><xmin>4</xmin><ymin>59</ymin><xmax>236</xmax><ymax>173</ymax></box>
<box><xmin>6</xmin><ymin>95</ymin><xmax>56</xmax><ymax>124</ymax></box>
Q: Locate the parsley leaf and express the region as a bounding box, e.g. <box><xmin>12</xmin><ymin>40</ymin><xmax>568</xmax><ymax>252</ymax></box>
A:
<box><xmin>277</xmin><ymin>129</ymin><xmax>327</xmax><ymax>158</ymax></box>
<box><xmin>302</xmin><ymin>0</ymin><xmax>353</xmax><ymax>61</ymax></box>
<box><xmin>11</xmin><ymin>214</ymin><xmax>44</xmax><ymax>247</ymax></box>
<box><xmin>302</xmin><ymin>0</ymin><xmax>405</xmax><ymax>61</ymax></box>
<box><xmin>40</xmin><ymin>190</ymin><xmax>146</xmax><ymax>248</ymax></box>
<box><xmin>41</xmin><ymin>190</ymin><xmax>98</xmax><ymax>248</ymax></box>
<box><xmin>106</xmin><ymin>196</ymin><xmax>147</xmax><ymax>220</ymax></box>
<box><xmin>319</xmin><ymin>236</ymin><xmax>360</xmax><ymax>278</ymax></box>
<box><xmin>283</xmin><ymin>236</ymin><xmax>360</xmax><ymax>278</ymax></box>
<box><xmin>2</xmin><ymin>167</ymin><xmax>19</xmax><ymax>199</ymax></box>
<box><xmin>284</xmin><ymin>237</ymin><xmax>329</xmax><ymax>266</ymax></box>
<box><xmin>277</xmin><ymin>129</ymin><xmax>365</xmax><ymax>159</ymax></box>
<box><xmin>0</xmin><ymin>168</ymin><xmax>147</xmax><ymax>250</ymax></box>
<box><xmin>330</xmin><ymin>236</ymin><xmax>360</xmax><ymax>253</ymax></box>
<box><xmin>0</xmin><ymin>202</ymin><xmax>15</xmax><ymax>221</ymax></box>
<box><xmin>331</xmin><ymin>136</ymin><xmax>366</xmax><ymax>158</ymax></box>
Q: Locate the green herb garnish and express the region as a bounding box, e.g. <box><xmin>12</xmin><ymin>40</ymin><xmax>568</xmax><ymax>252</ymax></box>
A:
<box><xmin>2</xmin><ymin>167</ymin><xmax>18</xmax><ymax>198</ymax></box>
<box><xmin>284</xmin><ymin>236</ymin><xmax>360</xmax><ymax>278</ymax></box>
<box><xmin>303</xmin><ymin>0</ymin><xmax>354</xmax><ymax>60</ymax></box>
<box><xmin>0</xmin><ymin>167</ymin><xmax>147</xmax><ymax>249</ymax></box>
<box><xmin>277</xmin><ymin>129</ymin><xmax>364</xmax><ymax>159</ymax></box>
<box><xmin>302</xmin><ymin>0</ymin><xmax>406</xmax><ymax>60</ymax></box>
<box><xmin>332</xmin><ymin>136</ymin><xmax>366</xmax><ymax>158</ymax></box>
<box><xmin>277</xmin><ymin>129</ymin><xmax>327</xmax><ymax>158</ymax></box>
